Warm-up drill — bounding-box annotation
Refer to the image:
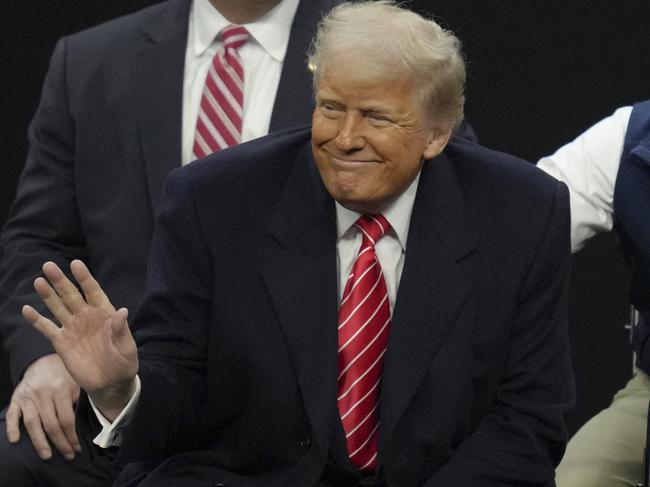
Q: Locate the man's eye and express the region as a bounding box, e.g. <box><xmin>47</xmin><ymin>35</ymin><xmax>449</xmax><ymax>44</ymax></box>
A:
<box><xmin>368</xmin><ymin>113</ymin><xmax>390</xmax><ymax>124</ymax></box>
<box><xmin>321</xmin><ymin>103</ymin><xmax>339</xmax><ymax>112</ymax></box>
<box><xmin>319</xmin><ymin>103</ymin><xmax>343</xmax><ymax>118</ymax></box>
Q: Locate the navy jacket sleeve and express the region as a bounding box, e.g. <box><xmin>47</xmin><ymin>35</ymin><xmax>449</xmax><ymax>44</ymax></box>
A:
<box><xmin>0</xmin><ymin>38</ymin><xmax>87</xmax><ymax>384</ymax></box>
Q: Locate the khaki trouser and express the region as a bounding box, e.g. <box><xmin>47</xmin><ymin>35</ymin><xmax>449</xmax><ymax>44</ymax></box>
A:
<box><xmin>556</xmin><ymin>370</ymin><xmax>650</xmax><ymax>487</ymax></box>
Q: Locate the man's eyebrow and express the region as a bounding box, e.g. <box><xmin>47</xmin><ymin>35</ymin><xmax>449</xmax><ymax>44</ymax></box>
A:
<box><xmin>316</xmin><ymin>94</ymin><xmax>339</xmax><ymax>102</ymax></box>
<box><xmin>361</xmin><ymin>105</ymin><xmax>393</xmax><ymax>115</ymax></box>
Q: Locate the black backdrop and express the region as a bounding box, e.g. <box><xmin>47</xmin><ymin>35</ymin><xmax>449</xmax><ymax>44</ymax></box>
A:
<box><xmin>1</xmin><ymin>0</ymin><xmax>649</xmax><ymax>436</ymax></box>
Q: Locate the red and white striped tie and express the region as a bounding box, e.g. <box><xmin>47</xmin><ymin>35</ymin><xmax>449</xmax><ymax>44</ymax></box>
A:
<box><xmin>337</xmin><ymin>214</ymin><xmax>392</xmax><ymax>472</ymax></box>
<box><xmin>192</xmin><ymin>25</ymin><xmax>249</xmax><ymax>159</ymax></box>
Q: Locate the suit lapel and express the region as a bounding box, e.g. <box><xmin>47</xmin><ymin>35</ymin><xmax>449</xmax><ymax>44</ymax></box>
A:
<box><xmin>263</xmin><ymin>144</ymin><xmax>340</xmax><ymax>459</ymax></box>
<box><xmin>133</xmin><ymin>0</ymin><xmax>190</xmax><ymax>211</ymax></box>
<box><xmin>379</xmin><ymin>153</ymin><xmax>478</xmax><ymax>448</ymax></box>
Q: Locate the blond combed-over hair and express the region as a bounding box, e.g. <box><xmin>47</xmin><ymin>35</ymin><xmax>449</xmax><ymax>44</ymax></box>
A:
<box><xmin>308</xmin><ymin>1</ymin><xmax>466</xmax><ymax>130</ymax></box>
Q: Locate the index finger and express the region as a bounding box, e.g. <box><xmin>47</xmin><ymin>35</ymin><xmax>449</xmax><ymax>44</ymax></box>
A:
<box><xmin>70</xmin><ymin>260</ymin><xmax>115</xmax><ymax>311</ymax></box>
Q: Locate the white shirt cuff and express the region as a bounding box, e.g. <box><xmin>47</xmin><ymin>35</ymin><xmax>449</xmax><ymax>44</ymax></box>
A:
<box><xmin>90</xmin><ymin>376</ymin><xmax>141</xmax><ymax>448</ymax></box>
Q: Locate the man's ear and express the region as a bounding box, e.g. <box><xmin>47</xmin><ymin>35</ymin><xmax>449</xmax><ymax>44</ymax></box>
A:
<box><xmin>423</xmin><ymin>127</ymin><xmax>453</xmax><ymax>160</ymax></box>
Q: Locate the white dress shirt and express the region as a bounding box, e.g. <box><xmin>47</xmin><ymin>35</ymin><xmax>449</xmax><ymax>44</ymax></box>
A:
<box><xmin>537</xmin><ymin>106</ymin><xmax>632</xmax><ymax>252</ymax></box>
<box><xmin>91</xmin><ymin>172</ymin><xmax>422</xmax><ymax>447</ymax></box>
<box><xmin>336</xmin><ymin>173</ymin><xmax>420</xmax><ymax>310</ymax></box>
<box><xmin>181</xmin><ymin>0</ymin><xmax>300</xmax><ymax>165</ymax></box>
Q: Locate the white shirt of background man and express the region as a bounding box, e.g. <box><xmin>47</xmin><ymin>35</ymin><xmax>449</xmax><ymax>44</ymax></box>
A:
<box><xmin>181</xmin><ymin>0</ymin><xmax>300</xmax><ymax>165</ymax></box>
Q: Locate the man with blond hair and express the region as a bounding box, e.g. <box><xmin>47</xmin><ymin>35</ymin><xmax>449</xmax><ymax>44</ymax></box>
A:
<box><xmin>24</xmin><ymin>2</ymin><xmax>573</xmax><ymax>485</ymax></box>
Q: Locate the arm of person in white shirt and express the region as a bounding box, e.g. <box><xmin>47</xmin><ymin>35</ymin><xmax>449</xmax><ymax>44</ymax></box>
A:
<box><xmin>537</xmin><ymin>106</ymin><xmax>632</xmax><ymax>252</ymax></box>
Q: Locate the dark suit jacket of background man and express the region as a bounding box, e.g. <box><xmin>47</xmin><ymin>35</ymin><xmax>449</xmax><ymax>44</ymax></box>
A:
<box><xmin>0</xmin><ymin>0</ymin><xmax>344</xmax><ymax>385</ymax></box>
<box><xmin>104</xmin><ymin>126</ymin><xmax>574</xmax><ymax>486</ymax></box>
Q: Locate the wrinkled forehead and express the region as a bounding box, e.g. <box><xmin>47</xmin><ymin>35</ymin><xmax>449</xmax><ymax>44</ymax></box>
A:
<box><xmin>313</xmin><ymin>63</ymin><xmax>433</xmax><ymax>118</ymax></box>
<box><xmin>313</xmin><ymin>47</ymin><xmax>418</xmax><ymax>86</ymax></box>
<box><xmin>315</xmin><ymin>67</ymin><xmax>415</xmax><ymax>100</ymax></box>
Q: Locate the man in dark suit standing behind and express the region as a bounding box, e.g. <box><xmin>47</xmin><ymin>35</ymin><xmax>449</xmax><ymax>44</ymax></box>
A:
<box><xmin>24</xmin><ymin>2</ymin><xmax>574</xmax><ymax>485</ymax></box>
<box><xmin>0</xmin><ymin>0</ymin><xmax>343</xmax><ymax>484</ymax></box>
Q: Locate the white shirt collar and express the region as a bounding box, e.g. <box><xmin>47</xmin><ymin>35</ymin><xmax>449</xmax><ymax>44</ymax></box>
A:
<box><xmin>191</xmin><ymin>0</ymin><xmax>300</xmax><ymax>61</ymax></box>
<box><xmin>336</xmin><ymin>171</ymin><xmax>422</xmax><ymax>250</ymax></box>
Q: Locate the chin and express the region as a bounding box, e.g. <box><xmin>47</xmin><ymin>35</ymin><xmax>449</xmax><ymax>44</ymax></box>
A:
<box><xmin>323</xmin><ymin>176</ymin><xmax>386</xmax><ymax>213</ymax></box>
<box><xmin>336</xmin><ymin>196</ymin><xmax>384</xmax><ymax>215</ymax></box>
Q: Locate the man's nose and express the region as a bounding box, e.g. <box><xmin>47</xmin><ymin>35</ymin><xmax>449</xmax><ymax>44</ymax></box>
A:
<box><xmin>335</xmin><ymin>113</ymin><xmax>365</xmax><ymax>152</ymax></box>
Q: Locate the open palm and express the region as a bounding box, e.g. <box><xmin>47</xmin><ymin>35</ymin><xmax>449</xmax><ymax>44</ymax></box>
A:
<box><xmin>22</xmin><ymin>260</ymin><xmax>138</xmax><ymax>415</ymax></box>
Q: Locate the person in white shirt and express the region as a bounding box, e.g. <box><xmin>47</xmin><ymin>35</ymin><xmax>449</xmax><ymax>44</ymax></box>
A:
<box><xmin>0</xmin><ymin>0</ymin><xmax>343</xmax><ymax>485</ymax></box>
<box><xmin>538</xmin><ymin>101</ymin><xmax>650</xmax><ymax>487</ymax></box>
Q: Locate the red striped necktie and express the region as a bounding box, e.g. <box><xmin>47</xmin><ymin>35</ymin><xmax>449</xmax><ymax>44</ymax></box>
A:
<box><xmin>192</xmin><ymin>25</ymin><xmax>249</xmax><ymax>159</ymax></box>
<box><xmin>337</xmin><ymin>214</ymin><xmax>392</xmax><ymax>472</ymax></box>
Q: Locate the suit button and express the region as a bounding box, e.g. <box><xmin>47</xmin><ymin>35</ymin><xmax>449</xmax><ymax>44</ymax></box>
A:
<box><xmin>298</xmin><ymin>433</ymin><xmax>311</xmax><ymax>452</ymax></box>
<box><xmin>213</xmin><ymin>483</ymin><xmax>229</xmax><ymax>487</ymax></box>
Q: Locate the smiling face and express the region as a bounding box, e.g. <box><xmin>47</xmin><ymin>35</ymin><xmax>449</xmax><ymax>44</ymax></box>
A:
<box><xmin>311</xmin><ymin>69</ymin><xmax>452</xmax><ymax>214</ymax></box>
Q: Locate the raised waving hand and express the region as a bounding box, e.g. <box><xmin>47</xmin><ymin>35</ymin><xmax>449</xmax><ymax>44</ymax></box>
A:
<box><xmin>22</xmin><ymin>260</ymin><xmax>138</xmax><ymax>421</ymax></box>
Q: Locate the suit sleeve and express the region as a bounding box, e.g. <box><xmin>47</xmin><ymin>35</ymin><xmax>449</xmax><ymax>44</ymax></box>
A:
<box><xmin>425</xmin><ymin>181</ymin><xmax>574</xmax><ymax>486</ymax></box>
<box><xmin>113</xmin><ymin>168</ymin><xmax>211</xmax><ymax>463</ymax></box>
<box><xmin>0</xmin><ymin>38</ymin><xmax>88</xmax><ymax>384</ymax></box>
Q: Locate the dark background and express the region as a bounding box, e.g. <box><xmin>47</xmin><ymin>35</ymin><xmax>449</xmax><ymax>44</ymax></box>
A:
<box><xmin>1</xmin><ymin>0</ymin><xmax>649</xmax><ymax>436</ymax></box>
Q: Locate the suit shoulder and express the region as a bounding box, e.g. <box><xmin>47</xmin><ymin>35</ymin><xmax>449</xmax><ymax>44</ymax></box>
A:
<box><xmin>443</xmin><ymin>137</ymin><xmax>569</xmax><ymax>244</ymax></box>
<box><xmin>162</xmin><ymin>126</ymin><xmax>313</xmax><ymax>226</ymax></box>
<box><xmin>63</xmin><ymin>0</ymin><xmax>188</xmax><ymax>58</ymax></box>
<box><xmin>181</xmin><ymin>125</ymin><xmax>313</xmax><ymax>191</ymax></box>
<box><xmin>445</xmin><ymin>136</ymin><xmax>563</xmax><ymax>201</ymax></box>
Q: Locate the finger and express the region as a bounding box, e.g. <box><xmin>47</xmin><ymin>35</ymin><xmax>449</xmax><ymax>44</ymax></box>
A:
<box><xmin>38</xmin><ymin>399</ymin><xmax>76</xmax><ymax>460</ymax></box>
<box><xmin>71</xmin><ymin>385</ymin><xmax>80</xmax><ymax>405</ymax></box>
<box><xmin>111</xmin><ymin>307</ymin><xmax>130</xmax><ymax>336</ymax></box>
<box><xmin>22</xmin><ymin>305</ymin><xmax>60</xmax><ymax>342</ymax></box>
<box><xmin>33</xmin><ymin>277</ymin><xmax>72</xmax><ymax>325</ymax></box>
<box><xmin>41</xmin><ymin>261</ymin><xmax>87</xmax><ymax>313</ymax></box>
<box><xmin>5</xmin><ymin>401</ymin><xmax>22</xmax><ymax>443</ymax></box>
<box><xmin>70</xmin><ymin>260</ymin><xmax>115</xmax><ymax>311</ymax></box>
<box><xmin>52</xmin><ymin>391</ymin><xmax>81</xmax><ymax>453</ymax></box>
<box><xmin>20</xmin><ymin>401</ymin><xmax>52</xmax><ymax>460</ymax></box>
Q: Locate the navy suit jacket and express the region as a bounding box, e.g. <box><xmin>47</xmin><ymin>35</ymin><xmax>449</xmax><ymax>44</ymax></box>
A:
<box><xmin>112</xmin><ymin>126</ymin><xmax>574</xmax><ymax>486</ymax></box>
<box><xmin>0</xmin><ymin>0</ymin><xmax>342</xmax><ymax>383</ymax></box>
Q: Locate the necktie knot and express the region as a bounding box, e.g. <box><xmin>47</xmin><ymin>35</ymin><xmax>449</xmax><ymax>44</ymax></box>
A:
<box><xmin>221</xmin><ymin>25</ymin><xmax>249</xmax><ymax>51</ymax></box>
<box><xmin>354</xmin><ymin>214</ymin><xmax>390</xmax><ymax>247</ymax></box>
